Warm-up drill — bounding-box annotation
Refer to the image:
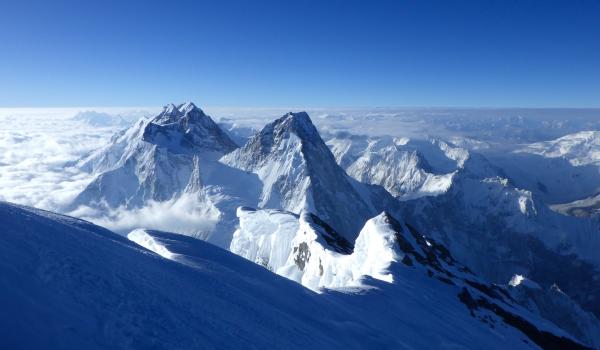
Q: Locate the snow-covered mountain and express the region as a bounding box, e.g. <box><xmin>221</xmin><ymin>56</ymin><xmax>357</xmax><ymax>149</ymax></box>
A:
<box><xmin>508</xmin><ymin>274</ymin><xmax>600</xmax><ymax>349</ymax></box>
<box><xmin>229</xmin><ymin>207</ymin><xmax>353</xmax><ymax>277</ymax></box>
<box><xmin>70</xmin><ymin>102</ymin><xmax>261</xmax><ymax>246</ymax></box>
<box><xmin>551</xmin><ymin>193</ymin><xmax>600</xmax><ymax>218</ymax></box>
<box><xmin>480</xmin><ymin>131</ymin><xmax>600</xmax><ymax>205</ymax></box>
<box><xmin>324</xmin><ymin>132</ymin><xmax>600</xmax><ymax>328</ymax></box>
<box><xmin>486</xmin><ymin>131</ymin><xmax>600</xmax><ymax>214</ymax></box>
<box><xmin>228</xmin><ymin>205</ymin><xmax>600</xmax><ymax>348</ymax></box>
<box><xmin>222</xmin><ymin>112</ymin><xmax>389</xmax><ymax>241</ymax></box>
<box><xmin>326</xmin><ymin>134</ymin><xmax>467</xmax><ymax>200</ymax></box>
<box><xmin>520</xmin><ymin>131</ymin><xmax>600</xmax><ymax>166</ymax></box>
<box><xmin>71</xmin><ymin>110</ymin><xmax>132</xmax><ymax>128</ymax></box>
<box><xmin>4</xmin><ymin>201</ymin><xmax>591</xmax><ymax>349</ymax></box>
<box><xmin>77</xmin><ymin>102</ymin><xmax>238</xmax><ymax>176</ymax></box>
<box><xmin>133</xmin><ymin>207</ymin><xmax>592</xmax><ymax>349</ymax></box>
<box><xmin>485</xmin><ymin>151</ymin><xmax>600</xmax><ymax>205</ymax></box>
<box><xmin>71</xmin><ymin>106</ymin><xmax>397</xmax><ymax>244</ymax></box>
<box><xmin>400</xmin><ymin>158</ymin><xmax>600</xmax><ymax>319</ymax></box>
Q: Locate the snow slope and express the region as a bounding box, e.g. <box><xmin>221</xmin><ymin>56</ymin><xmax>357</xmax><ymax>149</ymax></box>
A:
<box><xmin>129</xmin><ymin>209</ymin><xmax>592</xmax><ymax>349</ymax></box>
<box><xmin>225</xmin><ymin>207</ymin><xmax>593</xmax><ymax>348</ymax></box>
<box><xmin>508</xmin><ymin>275</ymin><xmax>600</xmax><ymax>349</ymax></box>
<box><xmin>3</xmin><ymin>201</ymin><xmax>590</xmax><ymax>349</ymax></box>
<box><xmin>322</xmin><ymin>132</ymin><xmax>600</xmax><ymax>338</ymax></box>
<box><xmin>0</xmin><ymin>201</ymin><xmax>383</xmax><ymax>349</ymax></box>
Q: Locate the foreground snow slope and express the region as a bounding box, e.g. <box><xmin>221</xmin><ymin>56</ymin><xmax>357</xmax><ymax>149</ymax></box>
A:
<box><xmin>0</xmin><ymin>201</ymin><xmax>381</xmax><ymax>349</ymax></box>
<box><xmin>229</xmin><ymin>207</ymin><xmax>600</xmax><ymax>348</ymax></box>
<box><xmin>4</xmin><ymin>202</ymin><xmax>588</xmax><ymax>349</ymax></box>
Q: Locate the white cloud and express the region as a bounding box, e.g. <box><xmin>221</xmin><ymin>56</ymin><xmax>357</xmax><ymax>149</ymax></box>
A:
<box><xmin>0</xmin><ymin>108</ymin><xmax>153</xmax><ymax>211</ymax></box>
<box><xmin>71</xmin><ymin>194</ymin><xmax>220</xmax><ymax>236</ymax></box>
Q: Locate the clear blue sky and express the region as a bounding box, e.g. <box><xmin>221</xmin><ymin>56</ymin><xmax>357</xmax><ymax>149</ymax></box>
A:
<box><xmin>1</xmin><ymin>0</ymin><xmax>599</xmax><ymax>107</ymax></box>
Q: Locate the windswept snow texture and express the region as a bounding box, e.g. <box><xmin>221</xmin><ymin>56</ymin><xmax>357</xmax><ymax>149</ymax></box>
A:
<box><xmin>0</xmin><ymin>202</ymin><xmax>376</xmax><ymax>350</ymax></box>
<box><xmin>228</xmin><ymin>207</ymin><xmax>592</xmax><ymax>349</ymax></box>
<box><xmin>3</xmin><ymin>202</ymin><xmax>590</xmax><ymax>349</ymax></box>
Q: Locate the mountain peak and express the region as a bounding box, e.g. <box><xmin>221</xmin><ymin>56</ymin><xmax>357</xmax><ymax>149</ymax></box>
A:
<box><xmin>141</xmin><ymin>102</ymin><xmax>237</xmax><ymax>154</ymax></box>
<box><xmin>273</xmin><ymin>111</ymin><xmax>319</xmax><ymax>141</ymax></box>
<box><xmin>283</xmin><ymin>111</ymin><xmax>311</xmax><ymax>122</ymax></box>
<box><xmin>221</xmin><ymin>111</ymin><xmax>379</xmax><ymax>241</ymax></box>
<box><xmin>178</xmin><ymin>101</ymin><xmax>201</xmax><ymax>114</ymax></box>
<box><xmin>154</xmin><ymin>102</ymin><xmax>208</xmax><ymax>124</ymax></box>
<box><xmin>222</xmin><ymin>111</ymin><xmax>325</xmax><ymax>168</ymax></box>
<box><xmin>163</xmin><ymin>103</ymin><xmax>180</xmax><ymax>115</ymax></box>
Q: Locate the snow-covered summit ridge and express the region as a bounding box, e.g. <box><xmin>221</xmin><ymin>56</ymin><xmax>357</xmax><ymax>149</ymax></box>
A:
<box><xmin>142</xmin><ymin>102</ymin><xmax>238</xmax><ymax>155</ymax></box>
<box><xmin>78</xmin><ymin>102</ymin><xmax>236</xmax><ymax>175</ymax></box>
<box><xmin>232</xmin><ymin>207</ymin><xmax>500</xmax><ymax>292</ymax></box>
<box><xmin>222</xmin><ymin>111</ymin><xmax>326</xmax><ymax>169</ymax></box>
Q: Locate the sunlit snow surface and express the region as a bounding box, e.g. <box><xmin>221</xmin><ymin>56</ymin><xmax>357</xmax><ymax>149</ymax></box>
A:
<box><xmin>4</xmin><ymin>201</ymin><xmax>586</xmax><ymax>349</ymax></box>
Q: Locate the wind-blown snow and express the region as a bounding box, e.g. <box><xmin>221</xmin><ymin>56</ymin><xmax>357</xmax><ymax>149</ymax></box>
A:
<box><xmin>133</xmin><ymin>208</ymin><xmax>589</xmax><ymax>349</ymax></box>
<box><xmin>0</xmin><ymin>201</ymin><xmax>386</xmax><ymax>349</ymax></box>
<box><xmin>4</xmin><ymin>201</ymin><xmax>590</xmax><ymax>349</ymax></box>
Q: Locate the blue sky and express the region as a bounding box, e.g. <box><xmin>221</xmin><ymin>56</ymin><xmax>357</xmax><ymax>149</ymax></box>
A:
<box><xmin>1</xmin><ymin>0</ymin><xmax>599</xmax><ymax>107</ymax></box>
